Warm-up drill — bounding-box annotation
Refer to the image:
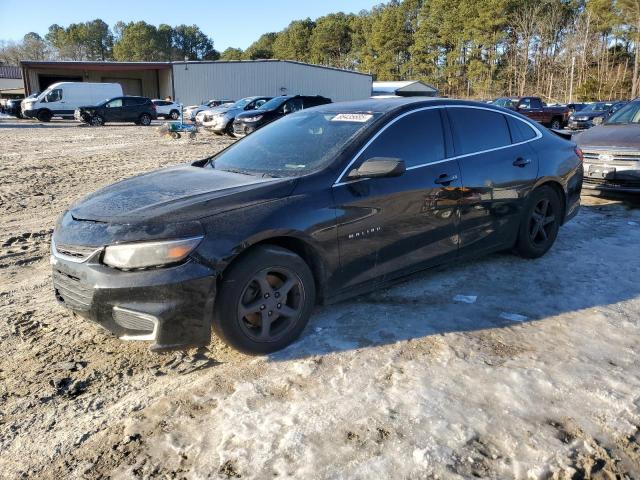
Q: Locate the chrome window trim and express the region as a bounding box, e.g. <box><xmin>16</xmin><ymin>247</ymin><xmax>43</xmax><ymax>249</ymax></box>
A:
<box><xmin>51</xmin><ymin>238</ymin><xmax>102</xmax><ymax>264</ymax></box>
<box><xmin>332</xmin><ymin>104</ymin><xmax>542</xmax><ymax>187</ymax></box>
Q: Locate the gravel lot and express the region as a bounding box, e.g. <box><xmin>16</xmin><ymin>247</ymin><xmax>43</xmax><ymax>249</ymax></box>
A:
<box><xmin>1</xmin><ymin>118</ymin><xmax>639</xmax><ymax>479</ymax></box>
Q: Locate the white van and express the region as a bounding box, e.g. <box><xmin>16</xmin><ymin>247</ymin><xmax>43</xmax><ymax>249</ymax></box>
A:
<box><xmin>22</xmin><ymin>82</ymin><xmax>123</xmax><ymax>122</ymax></box>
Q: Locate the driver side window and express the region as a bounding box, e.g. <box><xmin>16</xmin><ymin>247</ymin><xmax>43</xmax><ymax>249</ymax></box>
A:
<box><xmin>283</xmin><ymin>98</ymin><xmax>303</xmax><ymax>114</ymax></box>
<box><xmin>356</xmin><ymin>109</ymin><xmax>445</xmax><ymax>169</ymax></box>
<box><xmin>106</xmin><ymin>99</ymin><xmax>123</xmax><ymax>108</ymax></box>
<box><xmin>518</xmin><ymin>98</ymin><xmax>531</xmax><ymax>110</ymax></box>
<box><xmin>45</xmin><ymin>89</ymin><xmax>62</xmax><ymax>103</ymax></box>
<box><xmin>254</xmin><ymin>99</ymin><xmax>267</xmax><ymax>109</ymax></box>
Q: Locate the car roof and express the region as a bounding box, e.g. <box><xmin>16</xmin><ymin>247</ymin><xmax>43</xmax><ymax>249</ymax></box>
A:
<box><xmin>310</xmin><ymin>97</ymin><xmax>514</xmax><ymax>115</ymax></box>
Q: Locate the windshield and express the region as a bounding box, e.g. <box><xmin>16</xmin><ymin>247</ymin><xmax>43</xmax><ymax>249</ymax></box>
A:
<box><xmin>211</xmin><ymin>110</ymin><xmax>380</xmax><ymax>177</ymax></box>
<box><xmin>257</xmin><ymin>97</ymin><xmax>287</xmax><ymax>111</ymax></box>
<box><xmin>232</xmin><ymin>97</ymin><xmax>254</xmax><ymax>109</ymax></box>
<box><xmin>493</xmin><ymin>98</ymin><xmax>517</xmax><ymax>108</ymax></box>
<box><xmin>581</xmin><ymin>102</ymin><xmax>612</xmax><ymax>112</ymax></box>
<box><xmin>605</xmin><ymin>102</ymin><xmax>640</xmax><ymax>125</ymax></box>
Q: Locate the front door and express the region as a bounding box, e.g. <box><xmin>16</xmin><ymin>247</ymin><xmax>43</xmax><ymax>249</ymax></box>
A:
<box><xmin>332</xmin><ymin>108</ymin><xmax>461</xmax><ymax>291</ymax></box>
<box><xmin>103</xmin><ymin>98</ymin><xmax>124</xmax><ymax>122</ymax></box>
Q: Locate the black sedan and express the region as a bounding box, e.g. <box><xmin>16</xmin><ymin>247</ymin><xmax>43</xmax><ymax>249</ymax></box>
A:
<box><xmin>51</xmin><ymin>99</ymin><xmax>583</xmax><ymax>354</ymax></box>
<box><xmin>567</xmin><ymin>101</ymin><xmax>626</xmax><ymax>130</ymax></box>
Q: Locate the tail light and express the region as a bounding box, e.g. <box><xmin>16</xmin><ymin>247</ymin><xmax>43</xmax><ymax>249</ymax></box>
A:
<box><xmin>150</xmin><ymin>103</ymin><xmax>156</xmax><ymax>111</ymax></box>
<box><xmin>575</xmin><ymin>147</ymin><xmax>584</xmax><ymax>162</ymax></box>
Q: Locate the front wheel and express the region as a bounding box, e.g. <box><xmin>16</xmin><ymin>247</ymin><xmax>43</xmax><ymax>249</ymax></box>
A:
<box><xmin>169</xmin><ymin>110</ymin><xmax>180</xmax><ymax>120</ymax></box>
<box><xmin>90</xmin><ymin>115</ymin><xmax>104</xmax><ymax>126</ymax></box>
<box><xmin>213</xmin><ymin>245</ymin><xmax>316</xmax><ymax>355</ymax></box>
<box><xmin>37</xmin><ymin>110</ymin><xmax>52</xmax><ymax>122</ymax></box>
<box><xmin>515</xmin><ymin>186</ymin><xmax>562</xmax><ymax>259</ymax></box>
<box><xmin>139</xmin><ymin>113</ymin><xmax>152</xmax><ymax>126</ymax></box>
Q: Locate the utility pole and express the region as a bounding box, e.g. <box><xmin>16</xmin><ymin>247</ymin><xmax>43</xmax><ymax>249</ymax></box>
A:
<box><xmin>568</xmin><ymin>56</ymin><xmax>575</xmax><ymax>103</ymax></box>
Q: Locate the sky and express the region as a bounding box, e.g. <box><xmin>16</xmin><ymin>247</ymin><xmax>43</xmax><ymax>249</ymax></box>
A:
<box><xmin>0</xmin><ymin>0</ymin><xmax>382</xmax><ymax>51</ymax></box>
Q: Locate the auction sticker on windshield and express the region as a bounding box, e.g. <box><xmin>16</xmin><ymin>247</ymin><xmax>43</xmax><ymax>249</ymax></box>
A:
<box><xmin>331</xmin><ymin>113</ymin><xmax>374</xmax><ymax>122</ymax></box>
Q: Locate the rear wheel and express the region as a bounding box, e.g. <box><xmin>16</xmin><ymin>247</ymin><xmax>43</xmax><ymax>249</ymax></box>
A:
<box><xmin>139</xmin><ymin>113</ymin><xmax>152</xmax><ymax>126</ymax></box>
<box><xmin>515</xmin><ymin>186</ymin><xmax>562</xmax><ymax>258</ymax></box>
<box><xmin>169</xmin><ymin>110</ymin><xmax>180</xmax><ymax>120</ymax></box>
<box><xmin>213</xmin><ymin>245</ymin><xmax>316</xmax><ymax>355</ymax></box>
<box><xmin>550</xmin><ymin>118</ymin><xmax>562</xmax><ymax>130</ymax></box>
<box><xmin>37</xmin><ymin>110</ymin><xmax>52</xmax><ymax>122</ymax></box>
<box><xmin>225</xmin><ymin>121</ymin><xmax>235</xmax><ymax>136</ymax></box>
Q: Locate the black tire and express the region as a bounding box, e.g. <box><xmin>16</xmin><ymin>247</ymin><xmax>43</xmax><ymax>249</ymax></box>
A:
<box><xmin>515</xmin><ymin>186</ymin><xmax>562</xmax><ymax>259</ymax></box>
<box><xmin>171</xmin><ymin>132</ymin><xmax>181</xmax><ymax>139</ymax></box>
<box><xmin>213</xmin><ymin>245</ymin><xmax>316</xmax><ymax>355</ymax></box>
<box><xmin>169</xmin><ymin>110</ymin><xmax>180</xmax><ymax>120</ymax></box>
<box><xmin>139</xmin><ymin>113</ymin><xmax>152</xmax><ymax>126</ymax></box>
<box><xmin>37</xmin><ymin>110</ymin><xmax>52</xmax><ymax>122</ymax></box>
<box><xmin>90</xmin><ymin>115</ymin><xmax>104</xmax><ymax>126</ymax></box>
<box><xmin>550</xmin><ymin>118</ymin><xmax>562</xmax><ymax>130</ymax></box>
<box><xmin>225</xmin><ymin>121</ymin><xmax>235</xmax><ymax>136</ymax></box>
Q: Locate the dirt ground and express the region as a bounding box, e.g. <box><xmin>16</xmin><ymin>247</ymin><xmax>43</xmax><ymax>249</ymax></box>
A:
<box><xmin>1</xmin><ymin>118</ymin><xmax>639</xmax><ymax>480</ymax></box>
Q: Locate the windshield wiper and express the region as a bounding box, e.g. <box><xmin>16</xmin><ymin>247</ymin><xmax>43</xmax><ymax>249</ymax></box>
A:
<box><xmin>217</xmin><ymin>167</ymin><xmax>254</xmax><ymax>176</ymax></box>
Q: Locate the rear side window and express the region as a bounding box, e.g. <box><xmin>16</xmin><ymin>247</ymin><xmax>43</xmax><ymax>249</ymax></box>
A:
<box><xmin>358</xmin><ymin>109</ymin><xmax>445</xmax><ymax>169</ymax></box>
<box><xmin>124</xmin><ymin>97</ymin><xmax>147</xmax><ymax>106</ymax></box>
<box><xmin>506</xmin><ymin>115</ymin><xmax>537</xmax><ymax>143</ymax></box>
<box><xmin>448</xmin><ymin>108</ymin><xmax>511</xmax><ymax>155</ymax></box>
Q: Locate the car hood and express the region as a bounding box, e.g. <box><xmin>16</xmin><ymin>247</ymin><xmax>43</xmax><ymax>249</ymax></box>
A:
<box><xmin>236</xmin><ymin>108</ymin><xmax>272</xmax><ymax>120</ymax></box>
<box><xmin>573</xmin><ymin>111</ymin><xmax>606</xmax><ymax>119</ymax></box>
<box><xmin>576</xmin><ymin>124</ymin><xmax>640</xmax><ymax>150</ymax></box>
<box><xmin>69</xmin><ymin>164</ymin><xmax>295</xmax><ymax>223</ymax></box>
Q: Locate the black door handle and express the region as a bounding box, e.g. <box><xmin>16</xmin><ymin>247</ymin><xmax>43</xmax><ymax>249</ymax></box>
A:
<box><xmin>513</xmin><ymin>157</ymin><xmax>531</xmax><ymax>167</ymax></box>
<box><xmin>435</xmin><ymin>173</ymin><xmax>458</xmax><ymax>185</ymax></box>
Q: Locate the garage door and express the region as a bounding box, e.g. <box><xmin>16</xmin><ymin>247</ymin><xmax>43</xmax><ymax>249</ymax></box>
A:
<box><xmin>102</xmin><ymin>77</ymin><xmax>143</xmax><ymax>96</ymax></box>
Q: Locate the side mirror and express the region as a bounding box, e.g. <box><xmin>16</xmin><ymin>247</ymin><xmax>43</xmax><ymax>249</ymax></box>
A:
<box><xmin>347</xmin><ymin>157</ymin><xmax>405</xmax><ymax>180</ymax></box>
<box><xmin>593</xmin><ymin>116</ymin><xmax>604</xmax><ymax>126</ymax></box>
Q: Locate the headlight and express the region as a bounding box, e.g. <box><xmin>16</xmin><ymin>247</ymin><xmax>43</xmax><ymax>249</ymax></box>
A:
<box><xmin>102</xmin><ymin>236</ymin><xmax>203</xmax><ymax>269</ymax></box>
<box><xmin>243</xmin><ymin>114</ymin><xmax>263</xmax><ymax>123</ymax></box>
<box><xmin>576</xmin><ymin>116</ymin><xmax>588</xmax><ymax>121</ymax></box>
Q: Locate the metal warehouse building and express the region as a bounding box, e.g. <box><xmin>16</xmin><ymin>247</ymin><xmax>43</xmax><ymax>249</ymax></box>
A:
<box><xmin>20</xmin><ymin>60</ymin><xmax>372</xmax><ymax>105</ymax></box>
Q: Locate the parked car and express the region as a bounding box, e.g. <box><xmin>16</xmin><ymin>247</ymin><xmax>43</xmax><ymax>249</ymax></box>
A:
<box><xmin>22</xmin><ymin>82</ymin><xmax>123</xmax><ymax>122</ymax></box>
<box><xmin>566</xmin><ymin>102</ymin><xmax>588</xmax><ymax>113</ymax></box>
<box><xmin>575</xmin><ymin>98</ymin><xmax>640</xmax><ymax>195</ymax></box>
<box><xmin>200</xmin><ymin>96</ymin><xmax>273</xmax><ymax>135</ymax></box>
<box><xmin>51</xmin><ymin>98</ymin><xmax>582</xmax><ymax>354</ymax></box>
<box><xmin>567</xmin><ymin>101</ymin><xmax>626</xmax><ymax>130</ymax></box>
<box><xmin>75</xmin><ymin>96</ymin><xmax>157</xmax><ymax>126</ymax></box>
<box><xmin>233</xmin><ymin>95</ymin><xmax>332</xmax><ymax>137</ymax></box>
<box><xmin>492</xmin><ymin>96</ymin><xmax>570</xmax><ymax>129</ymax></box>
<box><xmin>152</xmin><ymin>99</ymin><xmax>181</xmax><ymax>120</ymax></box>
<box><xmin>184</xmin><ymin>99</ymin><xmax>234</xmax><ymax>122</ymax></box>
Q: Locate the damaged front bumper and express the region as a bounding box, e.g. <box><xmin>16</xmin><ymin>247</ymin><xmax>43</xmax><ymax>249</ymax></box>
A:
<box><xmin>50</xmin><ymin>239</ymin><xmax>217</xmax><ymax>351</ymax></box>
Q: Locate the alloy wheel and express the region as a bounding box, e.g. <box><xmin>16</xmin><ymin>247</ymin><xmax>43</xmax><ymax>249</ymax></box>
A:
<box><xmin>528</xmin><ymin>198</ymin><xmax>556</xmax><ymax>246</ymax></box>
<box><xmin>237</xmin><ymin>267</ymin><xmax>305</xmax><ymax>342</ymax></box>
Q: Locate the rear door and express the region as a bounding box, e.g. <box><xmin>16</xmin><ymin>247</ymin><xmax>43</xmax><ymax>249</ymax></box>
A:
<box><xmin>123</xmin><ymin>97</ymin><xmax>143</xmax><ymax>121</ymax></box>
<box><xmin>332</xmin><ymin>108</ymin><xmax>461</xmax><ymax>290</ymax></box>
<box><xmin>446</xmin><ymin>106</ymin><xmax>540</xmax><ymax>256</ymax></box>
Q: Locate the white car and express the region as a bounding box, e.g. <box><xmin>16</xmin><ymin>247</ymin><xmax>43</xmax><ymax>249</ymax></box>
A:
<box><xmin>152</xmin><ymin>100</ymin><xmax>181</xmax><ymax>120</ymax></box>
<box><xmin>185</xmin><ymin>100</ymin><xmax>234</xmax><ymax>122</ymax></box>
